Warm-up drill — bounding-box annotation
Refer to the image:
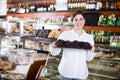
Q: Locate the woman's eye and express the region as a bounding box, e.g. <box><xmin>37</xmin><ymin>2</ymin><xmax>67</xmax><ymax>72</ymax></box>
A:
<box><xmin>75</xmin><ymin>19</ymin><xmax>78</xmax><ymax>21</ymax></box>
<box><xmin>79</xmin><ymin>18</ymin><xmax>83</xmax><ymax>21</ymax></box>
<box><xmin>74</xmin><ymin>18</ymin><xmax>83</xmax><ymax>21</ymax></box>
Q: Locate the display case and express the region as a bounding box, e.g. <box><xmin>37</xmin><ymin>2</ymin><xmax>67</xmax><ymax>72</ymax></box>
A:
<box><xmin>8</xmin><ymin>20</ymin><xmax>21</xmax><ymax>35</ymax></box>
<box><xmin>7</xmin><ymin>19</ymin><xmax>36</xmax><ymax>36</ymax></box>
<box><xmin>87</xmin><ymin>57</ymin><xmax>120</xmax><ymax>80</ymax></box>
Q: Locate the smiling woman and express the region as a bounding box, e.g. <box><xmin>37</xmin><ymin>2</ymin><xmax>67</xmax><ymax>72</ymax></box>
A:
<box><xmin>49</xmin><ymin>11</ymin><xmax>95</xmax><ymax>80</ymax></box>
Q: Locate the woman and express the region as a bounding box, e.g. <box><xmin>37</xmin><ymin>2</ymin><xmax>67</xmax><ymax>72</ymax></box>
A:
<box><xmin>49</xmin><ymin>11</ymin><xmax>95</xmax><ymax>80</ymax></box>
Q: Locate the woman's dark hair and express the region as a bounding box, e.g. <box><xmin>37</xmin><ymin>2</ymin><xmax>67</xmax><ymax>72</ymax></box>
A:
<box><xmin>71</xmin><ymin>11</ymin><xmax>85</xmax><ymax>21</ymax></box>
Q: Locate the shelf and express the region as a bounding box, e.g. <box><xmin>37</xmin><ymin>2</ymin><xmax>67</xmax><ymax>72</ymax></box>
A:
<box><xmin>84</xmin><ymin>26</ymin><xmax>120</xmax><ymax>32</ymax></box>
<box><xmin>39</xmin><ymin>25</ymin><xmax>118</xmax><ymax>33</ymax></box>
<box><xmin>89</xmin><ymin>72</ymin><xmax>118</xmax><ymax>79</ymax></box>
<box><xmin>7</xmin><ymin>0</ymin><xmax>53</xmax><ymax>3</ymax></box>
<box><xmin>95</xmin><ymin>57</ymin><xmax>120</xmax><ymax>61</ymax></box>
<box><xmin>7</xmin><ymin>9</ymin><xmax>120</xmax><ymax>15</ymax></box>
<box><xmin>22</xmin><ymin>36</ymin><xmax>56</xmax><ymax>43</ymax></box>
<box><xmin>7</xmin><ymin>11</ymin><xmax>73</xmax><ymax>18</ymax></box>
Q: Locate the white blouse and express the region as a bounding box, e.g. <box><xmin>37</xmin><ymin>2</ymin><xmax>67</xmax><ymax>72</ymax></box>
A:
<box><xmin>49</xmin><ymin>29</ymin><xmax>95</xmax><ymax>79</ymax></box>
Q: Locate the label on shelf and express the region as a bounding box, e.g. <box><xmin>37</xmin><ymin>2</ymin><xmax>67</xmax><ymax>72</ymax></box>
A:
<box><xmin>110</xmin><ymin>42</ymin><xmax>116</xmax><ymax>47</ymax></box>
<box><xmin>110</xmin><ymin>42</ymin><xmax>120</xmax><ymax>48</ymax></box>
<box><xmin>56</xmin><ymin>0</ymin><xmax>68</xmax><ymax>11</ymax></box>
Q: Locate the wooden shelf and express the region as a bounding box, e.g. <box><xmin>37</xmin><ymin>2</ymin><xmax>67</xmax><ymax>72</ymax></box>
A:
<box><xmin>84</xmin><ymin>26</ymin><xmax>120</xmax><ymax>32</ymax></box>
<box><xmin>22</xmin><ymin>36</ymin><xmax>56</xmax><ymax>43</ymax></box>
<box><xmin>7</xmin><ymin>11</ymin><xmax>73</xmax><ymax>18</ymax></box>
<box><xmin>7</xmin><ymin>11</ymin><xmax>120</xmax><ymax>32</ymax></box>
<box><xmin>7</xmin><ymin>9</ymin><xmax>120</xmax><ymax>18</ymax></box>
<box><xmin>7</xmin><ymin>0</ymin><xmax>53</xmax><ymax>3</ymax></box>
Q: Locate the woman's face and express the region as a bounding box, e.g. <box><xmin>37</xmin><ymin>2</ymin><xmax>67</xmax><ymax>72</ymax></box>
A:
<box><xmin>73</xmin><ymin>14</ymin><xmax>85</xmax><ymax>29</ymax></box>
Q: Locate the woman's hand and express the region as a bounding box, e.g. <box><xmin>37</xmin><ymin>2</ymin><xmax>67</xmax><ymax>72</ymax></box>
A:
<box><xmin>51</xmin><ymin>41</ymin><xmax>57</xmax><ymax>48</ymax></box>
<box><xmin>90</xmin><ymin>45</ymin><xmax>95</xmax><ymax>52</ymax></box>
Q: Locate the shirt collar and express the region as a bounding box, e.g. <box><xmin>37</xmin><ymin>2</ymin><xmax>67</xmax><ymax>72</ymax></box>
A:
<box><xmin>71</xmin><ymin>29</ymin><xmax>87</xmax><ymax>37</ymax></box>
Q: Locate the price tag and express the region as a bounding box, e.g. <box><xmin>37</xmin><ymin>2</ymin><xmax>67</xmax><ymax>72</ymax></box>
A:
<box><xmin>111</xmin><ymin>42</ymin><xmax>116</xmax><ymax>47</ymax></box>
<box><xmin>56</xmin><ymin>0</ymin><xmax>68</xmax><ymax>11</ymax></box>
<box><xmin>0</xmin><ymin>0</ymin><xmax>7</xmax><ymax>16</ymax></box>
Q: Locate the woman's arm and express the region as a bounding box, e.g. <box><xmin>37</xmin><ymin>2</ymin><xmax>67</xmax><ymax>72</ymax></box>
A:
<box><xmin>86</xmin><ymin>35</ymin><xmax>96</xmax><ymax>61</ymax></box>
<box><xmin>86</xmin><ymin>45</ymin><xmax>96</xmax><ymax>61</ymax></box>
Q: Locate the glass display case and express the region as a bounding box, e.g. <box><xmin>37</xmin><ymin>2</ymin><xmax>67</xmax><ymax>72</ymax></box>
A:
<box><xmin>7</xmin><ymin>19</ymin><xmax>36</xmax><ymax>36</ymax></box>
<box><xmin>38</xmin><ymin>50</ymin><xmax>120</xmax><ymax>80</ymax></box>
<box><xmin>87</xmin><ymin>57</ymin><xmax>120</xmax><ymax>80</ymax></box>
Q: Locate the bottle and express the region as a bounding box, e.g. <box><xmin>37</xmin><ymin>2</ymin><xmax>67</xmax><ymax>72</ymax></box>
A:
<box><xmin>77</xmin><ymin>0</ymin><xmax>81</xmax><ymax>10</ymax></box>
<box><xmin>110</xmin><ymin>1</ymin><xmax>116</xmax><ymax>9</ymax></box>
<box><xmin>29</xmin><ymin>3</ymin><xmax>36</xmax><ymax>12</ymax></box>
<box><xmin>83</xmin><ymin>0</ymin><xmax>87</xmax><ymax>10</ymax></box>
<box><xmin>10</xmin><ymin>5</ymin><xmax>16</xmax><ymax>13</ymax></box>
<box><xmin>89</xmin><ymin>0</ymin><xmax>94</xmax><ymax>10</ymax></box>
<box><xmin>105</xmin><ymin>0</ymin><xmax>110</xmax><ymax>9</ymax></box>
<box><xmin>86</xmin><ymin>0</ymin><xmax>90</xmax><ymax>10</ymax></box>
<box><xmin>96</xmin><ymin>0</ymin><xmax>102</xmax><ymax>10</ymax></box>
<box><xmin>43</xmin><ymin>2</ymin><xmax>47</xmax><ymax>12</ymax></box>
<box><xmin>91</xmin><ymin>0</ymin><xmax>96</xmax><ymax>10</ymax></box>
<box><xmin>81</xmin><ymin>0</ymin><xmax>84</xmax><ymax>10</ymax></box>
<box><xmin>70</xmin><ymin>0</ymin><xmax>74</xmax><ymax>11</ymax></box>
<box><xmin>68</xmin><ymin>0</ymin><xmax>71</xmax><ymax>11</ymax></box>
<box><xmin>18</xmin><ymin>3</ymin><xmax>25</xmax><ymax>13</ymax></box>
<box><xmin>51</xmin><ymin>0</ymin><xmax>55</xmax><ymax>11</ymax></box>
<box><xmin>46</xmin><ymin>1</ymin><xmax>49</xmax><ymax>11</ymax></box>
<box><xmin>25</xmin><ymin>3</ymin><xmax>29</xmax><ymax>13</ymax></box>
<box><xmin>102</xmin><ymin>0</ymin><xmax>106</xmax><ymax>10</ymax></box>
<box><xmin>74</xmin><ymin>0</ymin><xmax>78</xmax><ymax>10</ymax></box>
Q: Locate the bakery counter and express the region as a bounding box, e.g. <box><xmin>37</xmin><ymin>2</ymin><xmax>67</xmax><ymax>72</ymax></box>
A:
<box><xmin>6</xmin><ymin>53</ymin><xmax>50</xmax><ymax>73</ymax></box>
<box><xmin>87</xmin><ymin>51</ymin><xmax>120</xmax><ymax>80</ymax></box>
<box><xmin>1</xmin><ymin>49</ymin><xmax>120</xmax><ymax>80</ymax></box>
<box><xmin>38</xmin><ymin>51</ymin><xmax>120</xmax><ymax>80</ymax></box>
<box><xmin>0</xmin><ymin>52</ymin><xmax>53</xmax><ymax>80</ymax></box>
